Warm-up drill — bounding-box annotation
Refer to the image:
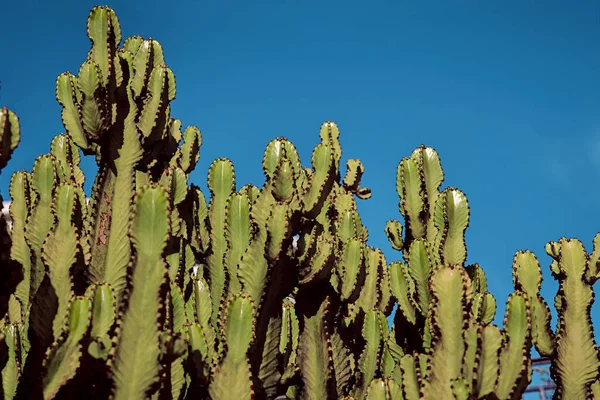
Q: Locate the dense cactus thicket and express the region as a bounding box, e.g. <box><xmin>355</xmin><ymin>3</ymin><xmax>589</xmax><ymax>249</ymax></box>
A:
<box><xmin>0</xmin><ymin>6</ymin><xmax>598</xmax><ymax>400</ymax></box>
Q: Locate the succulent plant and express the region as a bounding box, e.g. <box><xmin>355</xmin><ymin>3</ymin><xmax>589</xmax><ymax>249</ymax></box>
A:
<box><xmin>0</xmin><ymin>5</ymin><xmax>597</xmax><ymax>400</ymax></box>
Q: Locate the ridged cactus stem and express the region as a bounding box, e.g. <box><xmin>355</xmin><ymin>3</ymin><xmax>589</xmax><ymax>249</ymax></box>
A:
<box><xmin>546</xmin><ymin>238</ymin><xmax>600</xmax><ymax>399</ymax></box>
<box><xmin>109</xmin><ymin>186</ymin><xmax>170</xmax><ymax>400</ymax></box>
<box><xmin>0</xmin><ymin>108</ymin><xmax>21</xmax><ymax>172</ymax></box>
<box><xmin>206</xmin><ymin>158</ymin><xmax>235</xmax><ymax>322</ymax></box>
<box><xmin>421</xmin><ymin>266</ymin><xmax>469</xmax><ymax>400</ymax></box>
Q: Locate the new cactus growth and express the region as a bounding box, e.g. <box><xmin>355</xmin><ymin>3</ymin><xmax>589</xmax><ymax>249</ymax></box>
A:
<box><xmin>0</xmin><ymin>5</ymin><xmax>597</xmax><ymax>400</ymax></box>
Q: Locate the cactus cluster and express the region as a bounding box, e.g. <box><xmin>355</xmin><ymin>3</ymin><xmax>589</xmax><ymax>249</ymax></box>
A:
<box><xmin>384</xmin><ymin>147</ymin><xmax>600</xmax><ymax>400</ymax></box>
<box><xmin>0</xmin><ymin>5</ymin><xmax>598</xmax><ymax>400</ymax></box>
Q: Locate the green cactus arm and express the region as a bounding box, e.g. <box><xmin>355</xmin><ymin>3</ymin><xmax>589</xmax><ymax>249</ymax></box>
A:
<box><xmin>406</xmin><ymin>239</ymin><xmax>432</xmax><ymax>314</ymax></box>
<box><xmin>336</xmin><ymin>207</ymin><xmax>362</xmax><ymax>243</ymax></box>
<box><xmin>586</xmin><ymin>233</ymin><xmax>600</xmax><ymax>282</ymax></box>
<box><xmin>169</xmin><ymin>283</ymin><xmax>187</xmax><ymax>333</ymax></box>
<box><xmin>330</xmin><ymin>322</ymin><xmax>354</xmax><ymax>396</ymax></box>
<box><xmin>271</xmin><ymin>158</ymin><xmax>296</xmax><ymax>203</ymax></box>
<box><xmin>221</xmin><ymin>192</ymin><xmax>250</xmax><ymax>296</ymax></box>
<box><xmin>42</xmin><ymin>296</ymin><xmax>92</xmax><ymax>400</ymax></box>
<box><xmin>26</xmin><ymin>155</ymin><xmax>58</xmax><ymax>299</ymax></box>
<box><xmin>355</xmin><ymin>247</ymin><xmax>385</xmax><ymax>312</ymax></box>
<box><xmin>389</xmin><ymin>262</ymin><xmax>417</xmax><ymax>324</ymax></box>
<box><xmin>237</xmin><ymin>188</ymin><xmax>275</xmax><ymax>302</ymax></box>
<box><xmin>386</xmin><ymin>336</ymin><xmax>405</xmax><ymax>364</ymax></box>
<box><xmin>461</xmin><ymin>324</ymin><xmax>479</xmax><ymax>394</ymax></box>
<box><xmin>266</xmin><ymin>204</ymin><xmax>291</xmax><ymax>262</ymax></box>
<box><xmin>450</xmin><ymin>379</ymin><xmax>469</xmax><ymax>400</ymax></box>
<box><xmin>413</xmin><ymin>147</ymin><xmax>443</xmax><ymax>244</ymax></box>
<box><xmin>342</xmin><ymin>159</ymin><xmax>366</xmax><ymax>193</ymax></box>
<box><xmin>159</xmin><ymin>171</ymin><xmax>188</xmax><ymax>283</ymax></box>
<box><xmin>160</xmin><ymin>167</ymin><xmax>188</xmax><ymax>207</ymax></box>
<box><xmin>547</xmin><ymin>238</ymin><xmax>600</xmax><ymax>399</ymax></box>
<box><xmin>110</xmin><ymin>186</ymin><xmax>170</xmax><ymax>400</ymax></box>
<box><xmin>380</xmin><ymin>344</ymin><xmax>397</xmax><ymax>379</ymax></box>
<box><xmin>7</xmin><ymin>296</ymin><xmax>21</xmax><ymax>326</ymax></box>
<box><xmin>465</xmin><ymin>264</ymin><xmax>487</xmax><ymax>293</ymax></box>
<box><xmin>156</xmin><ymin>333</ymin><xmax>187</xmax><ymax>399</ymax></box>
<box><xmin>191</xmin><ymin>186</ymin><xmax>210</xmax><ymax>255</ymax></box>
<box><xmin>9</xmin><ymin>171</ymin><xmax>32</xmax><ymax>307</ymax></box>
<box><xmin>471</xmin><ymin>293</ymin><xmax>496</xmax><ymax>325</ymax></box>
<box><xmin>77</xmin><ymin>60</ymin><xmax>105</xmax><ymax>140</ymax></box>
<box><xmin>376</xmin><ymin>261</ymin><xmax>394</xmax><ymax>314</ymax></box>
<box><xmin>42</xmin><ymin>183</ymin><xmax>81</xmax><ymax>340</ymax></box>
<box><xmin>192</xmin><ymin>276</ymin><xmax>216</xmax><ymax>363</ymax></box>
<box><xmin>399</xmin><ymin>354</ymin><xmax>420</xmax><ymax>400</ymax></box>
<box><xmin>86</xmin><ymin>283</ymin><xmax>116</xmax><ymax>360</ymax></box>
<box><xmin>255</xmin><ymin>315</ymin><xmax>283</xmax><ymax>398</ymax></box>
<box><xmin>135</xmin><ymin>170</ymin><xmax>151</xmax><ymax>192</ymax></box>
<box><xmin>417</xmin><ymin>353</ymin><xmax>428</xmax><ymax>379</ymax></box>
<box><xmin>263</xmin><ymin>138</ymin><xmax>290</xmax><ymax>179</ymax></box>
<box><xmin>397</xmin><ymin>157</ymin><xmax>426</xmax><ymax>240</ymax></box>
<box><xmin>185</xmin><ymin>322</ymin><xmax>210</xmax><ymax>384</ymax></box>
<box><xmin>279</xmin><ymin>298</ymin><xmax>300</xmax><ymax>385</ymax></box>
<box><xmin>385</xmin><ymin>220</ymin><xmax>404</xmax><ymax>251</ymax></box>
<box><xmin>86</xmin><ymin>6</ymin><xmax>121</xmax><ymax>88</ymax></box>
<box><xmin>206</xmin><ymin>158</ymin><xmax>235</xmax><ymax>318</ymax></box>
<box><xmin>512</xmin><ymin>251</ymin><xmax>555</xmax><ymax>356</ymax></box>
<box><xmin>465</xmin><ymin>265</ymin><xmax>496</xmax><ymax>324</ymax></box>
<box><xmin>591</xmin><ymin>380</ymin><xmax>600</xmax><ymax>399</ymax></box>
<box><xmin>388</xmin><ymin>378</ymin><xmax>404</xmax><ymax>400</ymax></box>
<box><xmin>421</xmin><ymin>266</ymin><xmax>469</xmax><ymax>400</ymax></box>
<box><xmin>167</xmin><ymin>351</ymin><xmax>187</xmax><ymax>400</ymax></box>
<box><xmin>495</xmin><ymin>292</ymin><xmax>532</xmax><ymax>400</ymax></box>
<box><xmin>352</xmin><ymin>309</ymin><xmax>384</xmax><ymax>399</ymax></box>
<box><xmin>208</xmin><ymin>293</ymin><xmax>256</xmax><ymax>400</ymax></box>
<box><xmin>122</xmin><ymin>34</ymin><xmax>143</xmax><ymax>54</ymax></box>
<box><xmin>318</xmin><ymin>121</ymin><xmax>342</xmax><ymax>171</ymax></box>
<box><xmin>50</xmin><ymin>134</ymin><xmax>84</xmax><ymax>186</ymax></box>
<box><xmin>172</xmin><ymin>126</ymin><xmax>201</xmax><ymax>174</ymax></box>
<box><xmin>2</xmin><ymin>324</ymin><xmax>21</xmax><ymax>400</ymax></box>
<box><xmin>78</xmin><ymin>43</ymin><xmax>141</xmax><ymax>289</ymax></box>
<box><xmin>147</xmin><ymin>40</ymin><xmax>165</xmax><ymax>82</ymax></box>
<box><xmin>55</xmin><ymin>73</ymin><xmax>89</xmax><ymax>151</ymax></box>
<box><xmin>165</xmin><ymin>234</ymin><xmax>182</xmax><ymax>284</ymax></box>
<box><xmin>130</xmin><ymin>39</ymin><xmax>154</xmax><ymax>98</ymax></box>
<box><xmin>299</xmin><ymin>234</ymin><xmax>335</xmax><ymax>285</ymax></box>
<box><xmin>100</xmin><ymin>63</ymin><xmax>144</xmax><ymax>297</ymax></box>
<box><xmin>178</xmin><ymin>243</ymin><xmax>195</xmax><ymax>291</ymax></box>
<box><xmin>474</xmin><ymin>325</ymin><xmax>502</xmax><ymax>397</ymax></box>
<box><xmin>462</xmin><ymin>324</ymin><xmax>503</xmax><ymax>398</ymax></box>
<box><xmin>298</xmin><ymin>297</ymin><xmax>333</xmax><ymax>400</ymax></box>
<box><xmin>137</xmin><ymin>66</ymin><xmax>176</xmax><ymax>138</ymax></box>
<box><xmin>337</xmin><ymin>237</ymin><xmax>365</xmax><ymax>301</ymax></box>
<box><xmin>435</xmin><ymin>189</ymin><xmax>470</xmax><ymax>266</ymax></box>
<box><xmin>0</xmin><ymin>108</ymin><xmax>21</xmax><ymax>171</ymax></box>
<box><xmin>303</xmin><ymin>143</ymin><xmax>335</xmax><ymax>217</ymax></box>
<box><xmin>366</xmin><ymin>377</ymin><xmax>404</xmax><ymax>400</ymax></box>
<box><xmin>239</xmin><ymin>184</ymin><xmax>260</xmax><ymax>204</ymax></box>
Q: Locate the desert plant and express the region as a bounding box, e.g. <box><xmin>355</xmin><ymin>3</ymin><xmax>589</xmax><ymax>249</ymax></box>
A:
<box><xmin>0</xmin><ymin>6</ymin><xmax>597</xmax><ymax>400</ymax></box>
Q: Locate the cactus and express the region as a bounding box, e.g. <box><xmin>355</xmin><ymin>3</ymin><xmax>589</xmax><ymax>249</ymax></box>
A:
<box><xmin>0</xmin><ymin>5</ymin><xmax>598</xmax><ymax>400</ymax></box>
<box><xmin>0</xmin><ymin>108</ymin><xmax>23</xmax><ymax>400</ymax></box>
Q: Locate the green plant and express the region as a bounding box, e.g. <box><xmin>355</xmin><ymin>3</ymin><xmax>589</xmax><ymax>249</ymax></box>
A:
<box><xmin>0</xmin><ymin>6</ymin><xmax>598</xmax><ymax>400</ymax></box>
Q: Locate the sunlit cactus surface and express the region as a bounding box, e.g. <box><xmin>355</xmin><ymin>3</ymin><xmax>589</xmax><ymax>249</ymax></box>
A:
<box><xmin>0</xmin><ymin>6</ymin><xmax>597</xmax><ymax>400</ymax></box>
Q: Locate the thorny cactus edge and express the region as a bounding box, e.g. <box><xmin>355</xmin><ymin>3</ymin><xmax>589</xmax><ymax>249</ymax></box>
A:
<box><xmin>386</xmin><ymin>145</ymin><xmax>600</xmax><ymax>399</ymax></box>
<box><xmin>0</xmin><ymin>5</ymin><xmax>596</xmax><ymax>400</ymax></box>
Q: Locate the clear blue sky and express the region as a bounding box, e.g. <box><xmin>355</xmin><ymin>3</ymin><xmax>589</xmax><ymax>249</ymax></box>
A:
<box><xmin>2</xmin><ymin>1</ymin><xmax>599</xmax><ymax>345</ymax></box>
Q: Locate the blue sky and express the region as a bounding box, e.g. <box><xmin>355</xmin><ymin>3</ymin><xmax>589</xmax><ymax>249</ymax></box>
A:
<box><xmin>2</xmin><ymin>0</ymin><xmax>599</xmax><ymax>358</ymax></box>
